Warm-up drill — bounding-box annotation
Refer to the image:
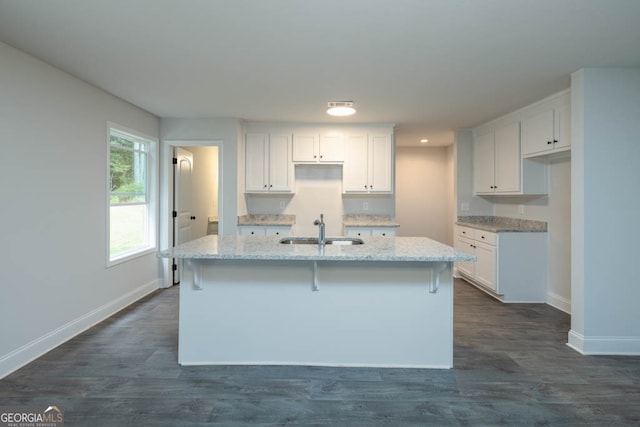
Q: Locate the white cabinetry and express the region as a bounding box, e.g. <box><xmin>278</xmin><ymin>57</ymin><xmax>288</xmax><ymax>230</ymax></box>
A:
<box><xmin>292</xmin><ymin>133</ymin><xmax>344</xmax><ymax>163</ymax></box>
<box><xmin>474</xmin><ymin>122</ymin><xmax>546</xmax><ymax>195</ymax></box>
<box><xmin>344</xmin><ymin>227</ymin><xmax>397</xmax><ymax>237</ymax></box>
<box><xmin>454</xmin><ymin>225</ymin><xmax>547</xmax><ymax>302</ymax></box>
<box><xmin>343</xmin><ymin>133</ymin><xmax>393</xmax><ymax>194</ymax></box>
<box><xmin>245</xmin><ymin>133</ymin><xmax>293</xmax><ymax>193</ymax></box>
<box><xmin>522</xmin><ymin>99</ymin><xmax>571</xmax><ymax>157</ymax></box>
<box><xmin>454</xmin><ymin>226</ymin><xmax>497</xmax><ymax>292</ymax></box>
<box><xmin>238</xmin><ymin>225</ymin><xmax>291</xmax><ymax>237</ymax></box>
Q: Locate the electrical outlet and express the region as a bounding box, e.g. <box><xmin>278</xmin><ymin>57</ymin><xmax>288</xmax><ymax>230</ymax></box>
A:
<box><xmin>461</xmin><ymin>202</ymin><xmax>470</xmax><ymax>212</ymax></box>
<box><xmin>279</xmin><ymin>201</ymin><xmax>286</xmax><ymax>209</ymax></box>
<box><xmin>518</xmin><ymin>204</ymin><xmax>525</xmax><ymax>215</ymax></box>
<box><xmin>363</xmin><ymin>202</ymin><xmax>369</xmax><ymax>211</ymax></box>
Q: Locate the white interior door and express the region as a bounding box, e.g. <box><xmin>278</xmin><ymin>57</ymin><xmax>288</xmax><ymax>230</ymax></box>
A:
<box><xmin>174</xmin><ymin>147</ymin><xmax>194</xmax><ymax>284</ymax></box>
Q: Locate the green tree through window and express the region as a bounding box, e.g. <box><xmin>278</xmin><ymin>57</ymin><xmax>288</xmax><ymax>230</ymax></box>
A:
<box><xmin>108</xmin><ymin>127</ymin><xmax>155</xmax><ymax>263</ymax></box>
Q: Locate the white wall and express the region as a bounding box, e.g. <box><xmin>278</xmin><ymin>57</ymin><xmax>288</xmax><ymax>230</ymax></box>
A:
<box><xmin>160</xmin><ymin>118</ymin><xmax>240</xmax><ymax>239</ymax></box>
<box><xmin>395</xmin><ymin>146</ymin><xmax>450</xmax><ymax>243</ymax></box>
<box><xmin>569</xmin><ymin>68</ymin><xmax>640</xmax><ymax>354</ymax></box>
<box><xmin>0</xmin><ymin>42</ymin><xmax>162</xmax><ymax>378</ymax></box>
<box><xmin>454</xmin><ymin>129</ymin><xmax>494</xmax><ymax>216</ymax></box>
<box><xmin>493</xmin><ymin>156</ymin><xmax>572</xmax><ymax>312</ymax></box>
<box><xmin>184</xmin><ymin>146</ymin><xmax>219</xmax><ymax>239</ymax></box>
<box><xmin>446</xmin><ymin>145</ymin><xmax>455</xmax><ymax>245</ymax></box>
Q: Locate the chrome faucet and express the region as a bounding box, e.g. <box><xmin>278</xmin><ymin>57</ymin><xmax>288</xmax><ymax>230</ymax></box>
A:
<box><xmin>313</xmin><ymin>214</ymin><xmax>326</xmax><ymax>245</ymax></box>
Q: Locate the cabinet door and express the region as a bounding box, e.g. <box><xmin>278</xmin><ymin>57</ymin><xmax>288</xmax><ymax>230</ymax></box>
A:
<box><xmin>343</xmin><ymin>134</ymin><xmax>369</xmax><ymax>192</ymax></box>
<box><xmin>473</xmin><ymin>132</ymin><xmax>495</xmax><ymax>194</ymax></box>
<box><xmin>474</xmin><ymin>240</ymin><xmax>496</xmax><ymax>291</ymax></box>
<box><xmin>368</xmin><ymin>134</ymin><xmax>393</xmax><ymax>193</ymax></box>
<box><xmin>494</xmin><ymin>122</ymin><xmax>521</xmax><ymax>193</ymax></box>
<box><xmin>245</xmin><ymin>133</ymin><xmax>268</xmax><ymax>192</ymax></box>
<box><xmin>554</xmin><ymin>103</ymin><xmax>571</xmax><ymax>150</ymax></box>
<box><xmin>292</xmin><ymin>134</ymin><xmax>318</xmax><ymax>162</ymax></box>
<box><xmin>522</xmin><ymin>109</ymin><xmax>554</xmax><ymax>156</ymax></box>
<box><xmin>269</xmin><ymin>134</ymin><xmax>293</xmax><ymax>192</ymax></box>
<box><xmin>319</xmin><ymin>134</ymin><xmax>344</xmax><ymax>162</ymax></box>
<box><xmin>454</xmin><ymin>235</ymin><xmax>475</xmax><ymax>278</ymax></box>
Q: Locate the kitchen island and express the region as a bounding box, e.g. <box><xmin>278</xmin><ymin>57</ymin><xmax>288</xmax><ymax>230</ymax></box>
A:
<box><xmin>159</xmin><ymin>235</ymin><xmax>474</xmax><ymax>369</ymax></box>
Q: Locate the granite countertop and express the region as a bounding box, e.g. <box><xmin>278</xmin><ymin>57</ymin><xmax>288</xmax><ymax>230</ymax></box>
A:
<box><xmin>238</xmin><ymin>214</ymin><xmax>296</xmax><ymax>226</ymax></box>
<box><xmin>456</xmin><ymin>216</ymin><xmax>547</xmax><ymax>233</ymax></box>
<box><xmin>342</xmin><ymin>214</ymin><xmax>400</xmax><ymax>228</ymax></box>
<box><xmin>158</xmin><ymin>235</ymin><xmax>474</xmax><ymax>262</ymax></box>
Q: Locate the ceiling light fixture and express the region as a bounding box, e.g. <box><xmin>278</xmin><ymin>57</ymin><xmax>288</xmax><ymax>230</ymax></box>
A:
<box><xmin>327</xmin><ymin>101</ymin><xmax>356</xmax><ymax>117</ymax></box>
<box><xmin>420</xmin><ymin>139</ymin><xmax>429</xmax><ymax>144</ymax></box>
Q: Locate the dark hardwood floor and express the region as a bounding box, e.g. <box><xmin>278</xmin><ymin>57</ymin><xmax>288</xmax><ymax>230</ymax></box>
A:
<box><xmin>1</xmin><ymin>279</ymin><xmax>639</xmax><ymax>426</ymax></box>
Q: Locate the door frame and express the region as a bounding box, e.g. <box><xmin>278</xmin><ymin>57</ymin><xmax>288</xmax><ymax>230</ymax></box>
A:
<box><xmin>160</xmin><ymin>140</ymin><xmax>223</xmax><ymax>288</ymax></box>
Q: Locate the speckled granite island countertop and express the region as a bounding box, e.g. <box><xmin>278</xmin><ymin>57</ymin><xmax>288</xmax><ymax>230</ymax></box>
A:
<box><xmin>342</xmin><ymin>214</ymin><xmax>400</xmax><ymax>228</ymax></box>
<box><xmin>237</xmin><ymin>214</ymin><xmax>296</xmax><ymax>226</ymax></box>
<box><xmin>159</xmin><ymin>235</ymin><xmax>474</xmax><ymax>262</ymax></box>
<box><xmin>457</xmin><ymin>216</ymin><xmax>547</xmax><ymax>233</ymax></box>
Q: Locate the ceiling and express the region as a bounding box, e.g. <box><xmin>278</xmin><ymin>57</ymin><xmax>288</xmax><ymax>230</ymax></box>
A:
<box><xmin>1</xmin><ymin>1</ymin><xmax>639</xmax><ymax>147</ymax></box>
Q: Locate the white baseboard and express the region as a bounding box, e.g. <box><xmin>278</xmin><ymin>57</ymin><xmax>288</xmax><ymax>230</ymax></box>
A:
<box><xmin>0</xmin><ymin>279</ymin><xmax>160</xmax><ymax>380</ymax></box>
<box><xmin>547</xmin><ymin>291</ymin><xmax>571</xmax><ymax>314</ymax></box>
<box><xmin>567</xmin><ymin>329</ymin><xmax>640</xmax><ymax>355</ymax></box>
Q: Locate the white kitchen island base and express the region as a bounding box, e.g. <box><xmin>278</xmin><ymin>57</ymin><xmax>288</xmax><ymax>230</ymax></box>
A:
<box><xmin>179</xmin><ymin>259</ymin><xmax>454</xmax><ymax>369</ymax></box>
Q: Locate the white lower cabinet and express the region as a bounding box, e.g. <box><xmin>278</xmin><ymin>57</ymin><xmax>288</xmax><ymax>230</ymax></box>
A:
<box><xmin>454</xmin><ymin>225</ymin><xmax>547</xmax><ymax>302</ymax></box>
<box><xmin>344</xmin><ymin>227</ymin><xmax>397</xmax><ymax>237</ymax></box>
<box><xmin>238</xmin><ymin>226</ymin><xmax>291</xmax><ymax>237</ymax></box>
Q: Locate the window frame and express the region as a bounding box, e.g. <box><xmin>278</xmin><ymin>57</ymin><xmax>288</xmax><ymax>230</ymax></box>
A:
<box><xmin>106</xmin><ymin>122</ymin><xmax>158</xmax><ymax>267</ymax></box>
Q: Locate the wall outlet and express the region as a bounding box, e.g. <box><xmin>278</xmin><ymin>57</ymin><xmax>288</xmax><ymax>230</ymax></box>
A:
<box><xmin>460</xmin><ymin>202</ymin><xmax>470</xmax><ymax>212</ymax></box>
<box><xmin>363</xmin><ymin>202</ymin><xmax>369</xmax><ymax>211</ymax></box>
<box><xmin>279</xmin><ymin>201</ymin><xmax>286</xmax><ymax>209</ymax></box>
<box><xmin>518</xmin><ymin>204</ymin><xmax>525</xmax><ymax>215</ymax></box>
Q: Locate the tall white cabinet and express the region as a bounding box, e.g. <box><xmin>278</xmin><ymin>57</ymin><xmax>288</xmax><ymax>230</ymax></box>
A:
<box><xmin>474</xmin><ymin>122</ymin><xmax>523</xmax><ymax>194</ymax></box>
<box><xmin>245</xmin><ymin>133</ymin><xmax>293</xmax><ymax>193</ymax></box>
<box><xmin>473</xmin><ymin>121</ymin><xmax>547</xmax><ymax>195</ymax></box>
<box><xmin>343</xmin><ymin>133</ymin><xmax>393</xmax><ymax>194</ymax></box>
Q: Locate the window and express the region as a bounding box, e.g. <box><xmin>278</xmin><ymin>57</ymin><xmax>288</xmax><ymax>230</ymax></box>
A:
<box><xmin>108</xmin><ymin>125</ymin><xmax>157</xmax><ymax>265</ymax></box>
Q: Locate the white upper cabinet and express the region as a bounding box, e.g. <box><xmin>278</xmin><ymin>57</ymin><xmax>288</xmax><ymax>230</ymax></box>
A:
<box><xmin>522</xmin><ymin>91</ymin><xmax>571</xmax><ymax>157</ymax></box>
<box><xmin>343</xmin><ymin>133</ymin><xmax>393</xmax><ymax>194</ymax></box>
<box><xmin>292</xmin><ymin>133</ymin><xmax>344</xmax><ymax>163</ymax></box>
<box><xmin>474</xmin><ymin>121</ymin><xmax>546</xmax><ymax>195</ymax></box>
<box><xmin>291</xmin><ymin>134</ymin><xmax>317</xmax><ymax>162</ymax></box>
<box><xmin>494</xmin><ymin>122</ymin><xmax>521</xmax><ymax>193</ymax></box>
<box><xmin>474</xmin><ymin>122</ymin><xmax>524</xmax><ymax>194</ymax></box>
<box><xmin>245</xmin><ymin>133</ymin><xmax>293</xmax><ymax>193</ymax></box>
<box><xmin>473</xmin><ymin>132</ymin><xmax>496</xmax><ymax>194</ymax></box>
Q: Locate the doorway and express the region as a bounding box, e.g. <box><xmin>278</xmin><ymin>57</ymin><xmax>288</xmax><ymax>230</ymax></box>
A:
<box><xmin>161</xmin><ymin>140</ymin><xmax>223</xmax><ymax>287</ymax></box>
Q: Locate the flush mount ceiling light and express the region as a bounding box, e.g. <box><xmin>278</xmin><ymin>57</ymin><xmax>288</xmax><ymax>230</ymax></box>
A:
<box><xmin>420</xmin><ymin>139</ymin><xmax>429</xmax><ymax>144</ymax></box>
<box><xmin>327</xmin><ymin>101</ymin><xmax>356</xmax><ymax>117</ymax></box>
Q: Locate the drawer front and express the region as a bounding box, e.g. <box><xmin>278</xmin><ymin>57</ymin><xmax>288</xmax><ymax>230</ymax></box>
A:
<box><xmin>456</xmin><ymin>225</ymin><xmax>474</xmax><ymax>239</ymax></box>
<box><xmin>265</xmin><ymin>226</ymin><xmax>291</xmax><ymax>237</ymax></box>
<box><xmin>371</xmin><ymin>227</ymin><xmax>396</xmax><ymax>237</ymax></box>
<box><xmin>475</xmin><ymin>230</ymin><xmax>497</xmax><ymax>245</ymax></box>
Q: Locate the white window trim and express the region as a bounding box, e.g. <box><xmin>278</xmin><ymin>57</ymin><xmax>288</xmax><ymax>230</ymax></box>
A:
<box><xmin>106</xmin><ymin>122</ymin><xmax>158</xmax><ymax>267</ymax></box>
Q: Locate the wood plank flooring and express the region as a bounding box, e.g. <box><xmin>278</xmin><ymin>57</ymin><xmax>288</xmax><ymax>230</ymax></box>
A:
<box><xmin>1</xmin><ymin>279</ymin><xmax>639</xmax><ymax>426</ymax></box>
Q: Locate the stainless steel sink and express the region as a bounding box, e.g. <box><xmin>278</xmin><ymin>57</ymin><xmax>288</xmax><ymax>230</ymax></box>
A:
<box><xmin>279</xmin><ymin>237</ymin><xmax>364</xmax><ymax>245</ymax></box>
